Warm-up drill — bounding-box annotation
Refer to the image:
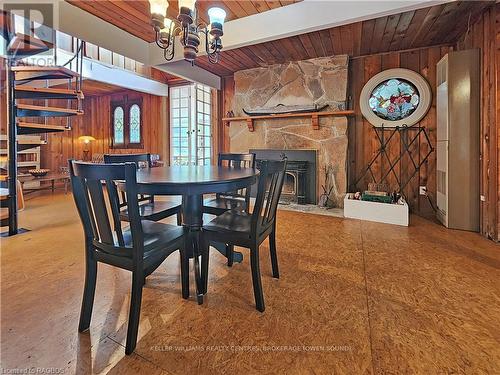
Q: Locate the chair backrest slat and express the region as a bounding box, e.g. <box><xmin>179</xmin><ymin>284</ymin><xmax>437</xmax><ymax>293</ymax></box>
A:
<box><xmin>217</xmin><ymin>153</ymin><xmax>256</xmax><ymax>203</ymax></box>
<box><xmin>251</xmin><ymin>160</ymin><xmax>287</xmax><ymax>234</ymax></box>
<box><xmin>104</xmin><ymin>153</ymin><xmax>152</xmax><ymax>205</ymax></box>
<box><xmin>86</xmin><ymin>179</ymin><xmax>114</xmax><ymax>244</ymax></box>
<box><xmin>69</xmin><ymin>160</ymin><xmax>143</xmax><ymax>259</ymax></box>
<box><xmin>105</xmin><ymin>179</ymin><xmax>125</xmax><ymax>246</ymax></box>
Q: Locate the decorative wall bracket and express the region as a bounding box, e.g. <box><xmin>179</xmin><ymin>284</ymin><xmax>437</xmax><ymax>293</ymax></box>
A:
<box><xmin>222</xmin><ymin>110</ymin><xmax>355</xmax><ymax>132</ymax></box>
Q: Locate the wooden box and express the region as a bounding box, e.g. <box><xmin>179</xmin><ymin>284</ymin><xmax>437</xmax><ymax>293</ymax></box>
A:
<box><xmin>344</xmin><ymin>195</ymin><xmax>409</xmax><ymax>226</ymax></box>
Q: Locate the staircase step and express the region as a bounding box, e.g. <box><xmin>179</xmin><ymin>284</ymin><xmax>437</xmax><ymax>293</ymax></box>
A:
<box><xmin>15</xmin><ymin>86</ymin><xmax>84</xmax><ymax>100</ymax></box>
<box><xmin>6</xmin><ymin>33</ymin><xmax>53</xmax><ymax>59</ymax></box>
<box><xmin>17</xmin><ymin>122</ymin><xmax>69</xmax><ymax>135</ymax></box>
<box><xmin>12</xmin><ymin>66</ymin><xmax>78</xmax><ymax>81</ymax></box>
<box><xmin>16</xmin><ymin>104</ymin><xmax>84</xmax><ymax>118</ymax></box>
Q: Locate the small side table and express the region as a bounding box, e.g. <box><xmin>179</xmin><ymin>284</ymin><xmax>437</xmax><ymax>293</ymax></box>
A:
<box><xmin>20</xmin><ymin>173</ymin><xmax>71</xmax><ymax>194</ymax></box>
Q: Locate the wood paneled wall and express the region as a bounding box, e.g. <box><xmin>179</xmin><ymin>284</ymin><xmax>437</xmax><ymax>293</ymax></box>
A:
<box><xmin>350</xmin><ymin>4</ymin><xmax>499</xmax><ymax>238</ymax></box>
<box><xmin>41</xmin><ymin>90</ymin><xmax>167</xmax><ymax>172</ymax></box>
<box><xmin>456</xmin><ymin>4</ymin><xmax>499</xmax><ymax>241</ymax></box>
<box><xmin>348</xmin><ymin>46</ymin><xmax>452</xmax><ymax>218</ymax></box>
<box><xmin>219</xmin><ymin>75</ymin><xmax>234</xmax><ymax>153</ymax></box>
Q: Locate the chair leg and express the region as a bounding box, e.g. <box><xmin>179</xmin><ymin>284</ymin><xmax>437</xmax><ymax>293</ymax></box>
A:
<box><xmin>201</xmin><ymin>235</ymin><xmax>210</xmax><ymax>295</ymax></box>
<box><xmin>226</xmin><ymin>244</ymin><xmax>234</xmax><ymax>267</ymax></box>
<box><xmin>176</xmin><ymin>211</ymin><xmax>182</xmax><ymax>226</ymax></box>
<box><xmin>78</xmin><ymin>250</ymin><xmax>97</xmax><ymax>332</ymax></box>
<box><xmin>250</xmin><ymin>245</ymin><xmax>265</xmax><ymax>312</ymax></box>
<box><xmin>269</xmin><ymin>228</ymin><xmax>279</xmax><ymax>279</ymax></box>
<box><xmin>180</xmin><ymin>244</ymin><xmax>190</xmax><ymax>299</ymax></box>
<box><xmin>125</xmin><ymin>272</ymin><xmax>144</xmax><ymax>355</ymax></box>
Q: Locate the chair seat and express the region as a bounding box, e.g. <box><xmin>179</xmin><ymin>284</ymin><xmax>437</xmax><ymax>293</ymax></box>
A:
<box><xmin>120</xmin><ymin>200</ymin><xmax>181</xmax><ymax>222</ymax></box>
<box><xmin>203</xmin><ymin>196</ymin><xmax>246</xmax><ymax>215</ymax></box>
<box><xmin>122</xmin><ymin>220</ymin><xmax>184</xmax><ymax>256</ymax></box>
<box><xmin>203</xmin><ymin>210</ymin><xmax>252</xmax><ymax>235</ymax></box>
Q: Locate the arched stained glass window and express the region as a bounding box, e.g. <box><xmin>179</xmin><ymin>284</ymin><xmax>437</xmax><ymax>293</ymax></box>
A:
<box><xmin>110</xmin><ymin>99</ymin><xmax>143</xmax><ymax>149</ymax></box>
<box><xmin>129</xmin><ymin>104</ymin><xmax>141</xmax><ymax>144</ymax></box>
<box><xmin>113</xmin><ymin>106</ymin><xmax>124</xmax><ymax>144</ymax></box>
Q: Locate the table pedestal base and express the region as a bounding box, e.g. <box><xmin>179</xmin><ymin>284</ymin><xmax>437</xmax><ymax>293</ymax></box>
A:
<box><xmin>182</xmin><ymin>195</ymin><xmax>244</xmax><ymax>305</ymax></box>
<box><xmin>182</xmin><ymin>195</ymin><xmax>204</xmax><ymax>304</ymax></box>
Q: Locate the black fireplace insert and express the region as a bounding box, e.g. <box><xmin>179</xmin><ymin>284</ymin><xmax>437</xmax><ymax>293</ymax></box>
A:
<box><xmin>250</xmin><ymin>149</ymin><xmax>317</xmax><ymax>204</ymax></box>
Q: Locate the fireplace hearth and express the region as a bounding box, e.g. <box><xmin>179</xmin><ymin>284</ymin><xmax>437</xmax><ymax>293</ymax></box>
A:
<box><xmin>250</xmin><ymin>149</ymin><xmax>317</xmax><ymax>204</ymax></box>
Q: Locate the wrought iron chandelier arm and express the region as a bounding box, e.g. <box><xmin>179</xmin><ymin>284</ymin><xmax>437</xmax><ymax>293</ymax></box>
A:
<box><xmin>196</xmin><ymin>22</ymin><xmax>208</xmax><ymax>33</ymax></box>
<box><xmin>198</xmin><ymin>27</ymin><xmax>219</xmax><ymax>63</ymax></box>
<box><xmin>207</xmin><ymin>51</ymin><xmax>219</xmax><ymax>64</ymax></box>
<box><xmin>155</xmin><ymin>30</ymin><xmax>170</xmax><ymax>49</ymax></box>
<box><xmin>164</xmin><ymin>44</ymin><xmax>175</xmax><ymax>61</ymax></box>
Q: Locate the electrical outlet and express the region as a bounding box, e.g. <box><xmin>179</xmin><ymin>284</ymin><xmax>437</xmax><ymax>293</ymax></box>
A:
<box><xmin>419</xmin><ymin>186</ymin><xmax>427</xmax><ymax>195</ymax></box>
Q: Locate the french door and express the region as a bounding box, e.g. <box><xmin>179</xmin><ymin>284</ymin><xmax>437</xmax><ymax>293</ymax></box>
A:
<box><xmin>170</xmin><ymin>84</ymin><xmax>212</xmax><ymax>166</ymax></box>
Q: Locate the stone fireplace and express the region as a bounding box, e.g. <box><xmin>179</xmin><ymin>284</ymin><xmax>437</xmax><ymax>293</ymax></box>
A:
<box><xmin>229</xmin><ymin>55</ymin><xmax>349</xmax><ymax>207</ymax></box>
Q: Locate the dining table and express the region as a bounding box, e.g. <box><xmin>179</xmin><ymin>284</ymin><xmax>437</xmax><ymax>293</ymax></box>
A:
<box><xmin>133</xmin><ymin>165</ymin><xmax>259</xmax><ymax>304</ymax></box>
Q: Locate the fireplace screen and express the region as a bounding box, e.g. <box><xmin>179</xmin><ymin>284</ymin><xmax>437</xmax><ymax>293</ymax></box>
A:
<box><xmin>282</xmin><ymin>172</ymin><xmax>297</xmax><ymax>195</ymax></box>
<box><xmin>266</xmin><ymin>171</ymin><xmax>298</xmax><ymax>204</ymax></box>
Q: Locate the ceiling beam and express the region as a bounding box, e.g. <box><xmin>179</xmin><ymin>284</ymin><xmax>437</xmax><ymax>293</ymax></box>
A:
<box><xmin>219</xmin><ymin>0</ymin><xmax>454</xmax><ymax>50</ymax></box>
<box><xmin>18</xmin><ymin>50</ymin><xmax>169</xmax><ymax>96</ymax></box>
<box><xmin>58</xmin><ymin>1</ymin><xmax>149</xmax><ymax>63</ymax></box>
<box><xmin>154</xmin><ymin>60</ymin><xmax>222</xmax><ymax>89</ymax></box>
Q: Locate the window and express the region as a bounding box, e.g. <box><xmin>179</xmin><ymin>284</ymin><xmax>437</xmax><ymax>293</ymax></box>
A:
<box><xmin>129</xmin><ymin>104</ymin><xmax>141</xmax><ymax>144</ymax></box>
<box><xmin>196</xmin><ymin>84</ymin><xmax>212</xmax><ymax>166</ymax></box>
<box><xmin>113</xmin><ymin>106</ymin><xmax>124</xmax><ymax>145</ymax></box>
<box><xmin>170</xmin><ymin>84</ymin><xmax>212</xmax><ymax>166</ymax></box>
<box><xmin>111</xmin><ymin>98</ymin><xmax>142</xmax><ymax>148</ymax></box>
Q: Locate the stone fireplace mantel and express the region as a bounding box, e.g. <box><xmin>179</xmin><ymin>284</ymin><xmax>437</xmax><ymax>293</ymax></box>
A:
<box><xmin>223</xmin><ymin>110</ymin><xmax>354</xmax><ymax>132</ymax></box>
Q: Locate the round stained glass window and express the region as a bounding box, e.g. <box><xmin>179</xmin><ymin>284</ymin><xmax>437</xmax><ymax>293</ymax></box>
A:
<box><xmin>369</xmin><ymin>78</ymin><xmax>420</xmax><ymax>121</ymax></box>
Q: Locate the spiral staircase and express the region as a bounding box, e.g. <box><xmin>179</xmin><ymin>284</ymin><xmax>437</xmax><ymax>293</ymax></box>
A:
<box><xmin>2</xmin><ymin>19</ymin><xmax>85</xmax><ymax>236</ymax></box>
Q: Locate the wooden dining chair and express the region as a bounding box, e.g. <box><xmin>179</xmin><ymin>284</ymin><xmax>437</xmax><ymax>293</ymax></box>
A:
<box><xmin>104</xmin><ymin>154</ymin><xmax>182</xmax><ymax>225</ymax></box>
<box><xmin>203</xmin><ymin>153</ymin><xmax>256</xmax><ymax>216</ymax></box>
<box><xmin>203</xmin><ymin>153</ymin><xmax>256</xmax><ymax>266</ymax></box>
<box><xmin>69</xmin><ymin>160</ymin><xmax>189</xmax><ymax>355</ymax></box>
<box><xmin>201</xmin><ymin>159</ymin><xmax>287</xmax><ymax>312</ymax></box>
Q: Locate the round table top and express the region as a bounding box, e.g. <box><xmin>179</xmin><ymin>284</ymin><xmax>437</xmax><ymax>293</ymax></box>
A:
<box><xmin>134</xmin><ymin>166</ymin><xmax>259</xmax><ymax>195</ymax></box>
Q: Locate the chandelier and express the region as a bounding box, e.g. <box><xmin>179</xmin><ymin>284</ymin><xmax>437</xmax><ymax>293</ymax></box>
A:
<box><xmin>149</xmin><ymin>0</ymin><xmax>226</xmax><ymax>64</ymax></box>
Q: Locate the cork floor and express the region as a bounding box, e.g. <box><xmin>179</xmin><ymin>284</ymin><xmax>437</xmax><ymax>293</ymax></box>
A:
<box><xmin>1</xmin><ymin>192</ymin><xmax>499</xmax><ymax>374</ymax></box>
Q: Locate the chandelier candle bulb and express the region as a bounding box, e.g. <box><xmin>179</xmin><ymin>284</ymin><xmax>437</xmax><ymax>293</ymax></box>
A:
<box><xmin>148</xmin><ymin>0</ymin><xmax>168</xmax><ymax>29</ymax></box>
<box><xmin>178</xmin><ymin>0</ymin><xmax>196</xmax><ymax>25</ymax></box>
<box><xmin>208</xmin><ymin>7</ymin><xmax>226</xmax><ymax>37</ymax></box>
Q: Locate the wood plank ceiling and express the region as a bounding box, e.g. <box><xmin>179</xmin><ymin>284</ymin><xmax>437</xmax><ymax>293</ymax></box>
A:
<box><xmin>67</xmin><ymin>0</ymin><xmax>301</xmax><ymax>42</ymax></box>
<box><xmin>195</xmin><ymin>1</ymin><xmax>494</xmax><ymax>76</ymax></box>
